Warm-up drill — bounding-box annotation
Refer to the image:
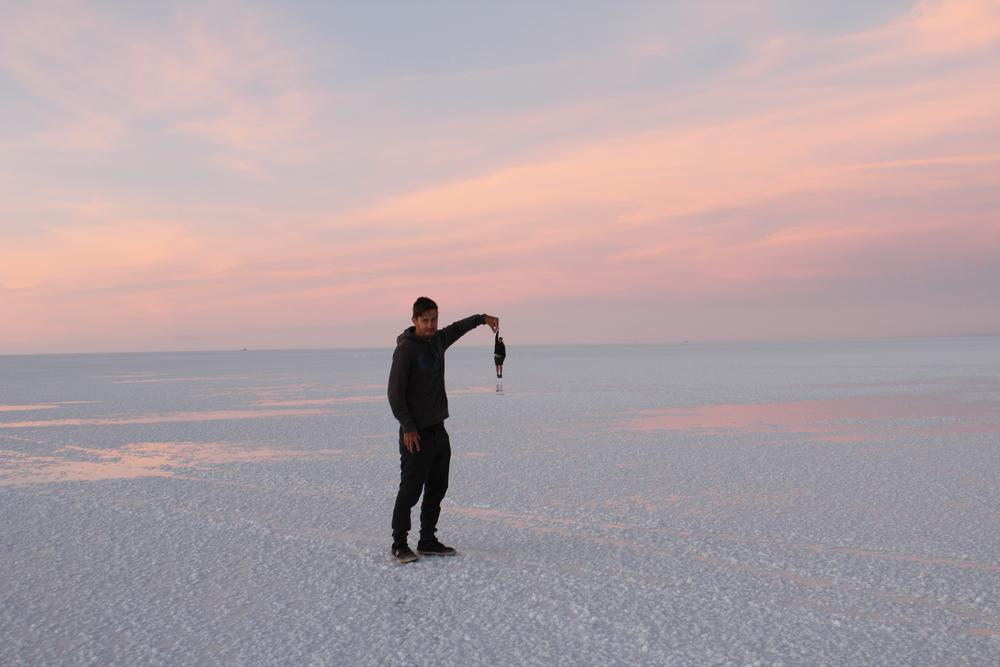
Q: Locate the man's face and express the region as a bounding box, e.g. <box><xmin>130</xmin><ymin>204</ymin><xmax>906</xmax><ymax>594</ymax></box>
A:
<box><xmin>412</xmin><ymin>309</ymin><xmax>438</xmax><ymax>339</ymax></box>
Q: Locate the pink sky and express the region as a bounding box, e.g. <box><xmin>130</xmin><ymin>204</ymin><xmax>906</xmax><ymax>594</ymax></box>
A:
<box><xmin>1</xmin><ymin>0</ymin><xmax>999</xmax><ymax>353</ymax></box>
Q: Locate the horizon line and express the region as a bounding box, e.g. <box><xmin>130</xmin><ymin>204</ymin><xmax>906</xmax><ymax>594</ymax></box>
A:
<box><xmin>3</xmin><ymin>332</ymin><xmax>999</xmax><ymax>359</ymax></box>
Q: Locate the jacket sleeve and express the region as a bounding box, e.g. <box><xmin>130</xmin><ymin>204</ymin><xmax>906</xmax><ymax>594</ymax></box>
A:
<box><xmin>387</xmin><ymin>344</ymin><xmax>417</xmax><ymax>432</ymax></box>
<box><xmin>440</xmin><ymin>314</ymin><xmax>485</xmax><ymax>350</ymax></box>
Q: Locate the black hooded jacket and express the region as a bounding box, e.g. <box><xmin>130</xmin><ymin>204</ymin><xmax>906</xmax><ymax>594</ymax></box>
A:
<box><xmin>494</xmin><ymin>332</ymin><xmax>506</xmax><ymax>358</ymax></box>
<box><xmin>388</xmin><ymin>314</ymin><xmax>485</xmax><ymax>432</ymax></box>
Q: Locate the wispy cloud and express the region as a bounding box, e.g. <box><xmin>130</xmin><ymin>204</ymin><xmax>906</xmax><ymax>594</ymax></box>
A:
<box><xmin>903</xmin><ymin>0</ymin><xmax>1000</xmax><ymax>53</ymax></box>
<box><xmin>0</xmin><ymin>1</ymin><xmax>321</xmax><ymax>170</ymax></box>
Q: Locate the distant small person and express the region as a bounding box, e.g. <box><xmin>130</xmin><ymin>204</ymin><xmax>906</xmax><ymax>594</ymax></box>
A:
<box><xmin>494</xmin><ymin>331</ymin><xmax>506</xmax><ymax>379</ymax></box>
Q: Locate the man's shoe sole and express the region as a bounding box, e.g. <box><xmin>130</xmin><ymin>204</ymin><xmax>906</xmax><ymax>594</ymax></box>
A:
<box><xmin>416</xmin><ymin>549</ymin><xmax>457</xmax><ymax>557</ymax></box>
<box><xmin>393</xmin><ymin>553</ymin><xmax>419</xmax><ymax>564</ymax></box>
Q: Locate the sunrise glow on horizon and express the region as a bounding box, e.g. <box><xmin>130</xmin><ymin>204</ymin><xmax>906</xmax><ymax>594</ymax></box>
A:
<box><xmin>2</xmin><ymin>0</ymin><xmax>999</xmax><ymax>354</ymax></box>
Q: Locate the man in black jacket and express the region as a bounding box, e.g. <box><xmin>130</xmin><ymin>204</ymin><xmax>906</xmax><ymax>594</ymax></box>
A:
<box><xmin>388</xmin><ymin>296</ymin><xmax>499</xmax><ymax>563</ymax></box>
<box><xmin>494</xmin><ymin>331</ymin><xmax>506</xmax><ymax>378</ymax></box>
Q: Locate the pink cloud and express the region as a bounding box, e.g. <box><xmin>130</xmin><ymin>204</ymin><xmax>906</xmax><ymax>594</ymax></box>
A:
<box><xmin>0</xmin><ymin>1</ymin><xmax>322</xmax><ymax>169</ymax></box>
<box><xmin>906</xmin><ymin>0</ymin><xmax>1000</xmax><ymax>53</ymax></box>
<box><xmin>338</xmin><ymin>62</ymin><xmax>1000</xmax><ymax>283</ymax></box>
<box><xmin>0</xmin><ymin>219</ymin><xmax>211</xmax><ymax>290</ymax></box>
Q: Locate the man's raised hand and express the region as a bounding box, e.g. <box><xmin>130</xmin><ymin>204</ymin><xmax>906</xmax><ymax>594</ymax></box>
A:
<box><xmin>484</xmin><ymin>315</ymin><xmax>499</xmax><ymax>333</ymax></box>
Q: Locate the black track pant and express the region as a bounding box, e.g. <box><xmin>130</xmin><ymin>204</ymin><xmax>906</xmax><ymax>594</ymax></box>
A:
<box><xmin>391</xmin><ymin>422</ymin><xmax>451</xmax><ymax>544</ymax></box>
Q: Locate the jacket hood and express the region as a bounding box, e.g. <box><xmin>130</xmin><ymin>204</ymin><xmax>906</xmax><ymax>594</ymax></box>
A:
<box><xmin>397</xmin><ymin>326</ymin><xmax>424</xmax><ymax>345</ymax></box>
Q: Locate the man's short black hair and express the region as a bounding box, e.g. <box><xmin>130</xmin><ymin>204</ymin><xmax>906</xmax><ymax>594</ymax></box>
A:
<box><xmin>412</xmin><ymin>296</ymin><xmax>438</xmax><ymax>318</ymax></box>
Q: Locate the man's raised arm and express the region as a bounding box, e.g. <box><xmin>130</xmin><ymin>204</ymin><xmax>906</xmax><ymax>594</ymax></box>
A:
<box><xmin>440</xmin><ymin>314</ymin><xmax>499</xmax><ymax>349</ymax></box>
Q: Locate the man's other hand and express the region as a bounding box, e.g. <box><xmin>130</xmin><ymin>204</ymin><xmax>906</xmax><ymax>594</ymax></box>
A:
<box><xmin>403</xmin><ymin>430</ymin><xmax>421</xmax><ymax>453</ymax></box>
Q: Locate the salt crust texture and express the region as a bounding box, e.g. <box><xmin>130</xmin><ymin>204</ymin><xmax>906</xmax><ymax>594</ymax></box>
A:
<box><xmin>1</xmin><ymin>339</ymin><xmax>999</xmax><ymax>665</ymax></box>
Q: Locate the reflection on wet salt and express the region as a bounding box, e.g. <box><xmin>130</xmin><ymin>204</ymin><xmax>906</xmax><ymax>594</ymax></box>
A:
<box><xmin>272</xmin><ymin>382</ymin><xmax>379</xmax><ymax>394</ymax></box>
<box><xmin>0</xmin><ymin>442</ymin><xmax>348</xmax><ymax>486</ymax></box>
<box><xmin>450</xmin><ymin>386</ymin><xmax>497</xmax><ymax>396</ymax></box>
<box><xmin>966</xmin><ymin>628</ymin><xmax>1000</xmax><ymax>638</ymax></box>
<box><xmin>254</xmin><ymin>395</ymin><xmax>382</xmax><ymax>407</ymax></box>
<box><xmin>0</xmin><ymin>408</ymin><xmax>335</xmax><ymax>429</ymax></box>
<box><xmin>103</xmin><ymin>373</ymin><xmax>316</xmax><ymax>394</ymax></box>
<box><xmin>201</xmin><ymin>382</ymin><xmax>389</xmax><ymax>402</ymax></box>
<box><xmin>599</xmin><ymin>489</ymin><xmax>811</xmax><ymax>517</ymax></box>
<box><xmin>1</xmin><ymin>447</ymin><xmax>175</xmax><ymax>485</ymax></box>
<box><xmin>109</xmin><ymin>375</ymin><xmax>260</xmax><ymax>384</ymax></box>
<box><xmin>1</xmin><ymin>434</ymin><xmax>48</xmax><ymax>444</ymax></box>
<box><xmin>808</xmin><ymin>544</ymin><xmax>1000</xmax><ymax>573</ymax></box>
<box><xmin>618</xmin><ymin>392</ymin><xmax>1000</xmax><ymax>440</ymax></box>
<box><xmin>101</xmin><ymin>373</ymin><xmax>315</xmax><ymax>385</ymax></box>
<box><xmin>200</xmin><ymin>382</ymin><xmax>320</xmax><ymax>399</ymax></box>
<box><xmin>815</xmin><ymin>377</ymin><xmax>1000</xmax><ymax>390</ymax></box>
<box><xmin>0</xmin><ymin>401</ymin><xmax>99</xmax><ymax>413</ymax></box>
<box><xmin>250</xmin><ymin>385</ymin><xmax>495</xmax><ymax>408</ymax></box>
<box><xmin>253</xmin><ymin>383</ymin><xmax>320</xmax><ymax>395</ymax></box>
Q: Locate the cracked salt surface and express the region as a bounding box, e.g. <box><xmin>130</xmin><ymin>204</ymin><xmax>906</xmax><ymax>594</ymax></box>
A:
<box><xmin>2</xmin><ymin>339</ymin><xmax>999</xmax><ymax>665</ymax></box>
